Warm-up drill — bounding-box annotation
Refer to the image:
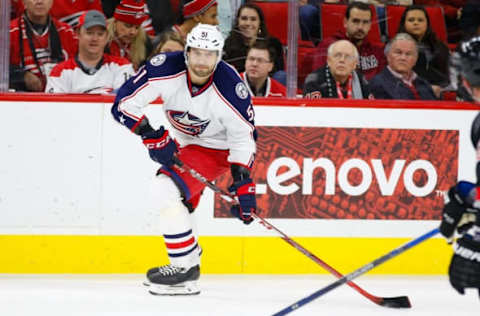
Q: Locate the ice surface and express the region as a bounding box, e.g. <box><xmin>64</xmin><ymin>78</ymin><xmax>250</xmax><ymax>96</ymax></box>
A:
<box><xmin>0</xmin><ymin>274</ymin><xmax>477</xmax><ymax>316</ymax></box>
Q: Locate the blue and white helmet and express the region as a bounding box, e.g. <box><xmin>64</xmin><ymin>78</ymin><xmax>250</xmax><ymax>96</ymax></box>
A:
<box><xmin>185</xmin><ymin>23</ymin><xmax>225</xmax><ymax>66</ymax></box>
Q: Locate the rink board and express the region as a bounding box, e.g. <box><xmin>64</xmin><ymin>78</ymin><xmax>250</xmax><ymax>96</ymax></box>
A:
<box><xmin>0</xmin><ymin>95</ymin><xmax>479</xmax><ymax>274</ymax></box>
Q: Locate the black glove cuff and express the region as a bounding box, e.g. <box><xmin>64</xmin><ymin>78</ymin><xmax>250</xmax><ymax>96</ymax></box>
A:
<box><xmin>231</xmin><ymin>164</ymin><xmax>251</xmax><ymax>182</ymax></box>
<box><xmin>133</xmin><ymin>117</ymin><xmax>155</xmax><ymax>136</ymax></box>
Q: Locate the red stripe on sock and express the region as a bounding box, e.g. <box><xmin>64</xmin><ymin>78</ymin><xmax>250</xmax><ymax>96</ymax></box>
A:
<box><xmin>165</xmin><ymin>237</ymin><xmax>195</xmax><ymax>249</ymax></box>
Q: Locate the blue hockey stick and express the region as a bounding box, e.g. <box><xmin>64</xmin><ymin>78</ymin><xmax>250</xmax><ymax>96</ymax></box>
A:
<box><xmin>273</xmin><ymin>227</ymin><xmax>440</xmax><ymax>316</ymax></box>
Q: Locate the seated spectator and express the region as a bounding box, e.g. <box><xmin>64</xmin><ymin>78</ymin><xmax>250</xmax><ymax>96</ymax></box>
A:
<box><xmin>299</xmin><ymin>0</ymin><xmax>321</xmax><ymax>45</ymax></box>
<box><xmin>304</xmin><ymin>40</ymin><xmax>371</xmax><ymax>99</ymax></box>
<box><xmin>45</xmin><ymin>10</ymin><xmax>134</xmax><ymax>94</ymax></box>
<box><xmin>151</xmin><ymin>30</ymin><xmax>185</xmax><ymax>56</ymax></box>
<box><xmin>415</xmin><ymin>0</ymin><xmax>465</xmax><ymax>43</ymax></box>
<box><xmin>369</xmin><ymin>33</ymin><xmax>436</xmax><ymax>100</ymax></box>
<box><xmin>102</xmin><ymin>0</ymin><xmax>160</xmax><ymax>37</ymax></box>
<box><xmin>312</xmin><ymin>1</ymin><xmax>386</xmax><ymax>81</ymax></box>
<box><xmin>170</xmin><ymin>0</ymin><xmax>219</xmax><ymax>40</ymax></box>
<box><xmin>224</xmin><ymin>3</ymin><xmax>285</xmax><ymax>84</ymax></box>
<box><xmin>240</xmin><ymin>40</ymin><xmax>286</xmax><ymax>97</ymax></box>
<box><xmin>397</xmin><ymin>5</ymin><xmax>450</xmax><ymax>96</ymax></box>
<box><xmin>106</xmin><ymin>0</ymin><xmax>153</xmax><ymax>70</ymax></box>
<box><xmin>9</xmin><ymin>0</ymin><xmax>78</xmax><ymax>92</ymax></box>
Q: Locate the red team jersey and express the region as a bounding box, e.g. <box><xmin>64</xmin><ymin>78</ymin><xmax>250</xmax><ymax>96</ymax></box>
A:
<box><xmin>9</xmin><ymin>15</ymin><xmax>78</xmax><ymax>90</ymax></box>
<box><xmin>46</xmin><ymin>54</ymin><xmax>135</xmax><ymax>93</ymax></box>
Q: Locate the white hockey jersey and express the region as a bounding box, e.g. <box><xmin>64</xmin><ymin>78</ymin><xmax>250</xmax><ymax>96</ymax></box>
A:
<box><xmin>112</xmin><ymin>52</ymin><xmax>256</xmax><ymax>168</ymax></box>
<box><xmin>46</xmin><ymin>54</ymin><xmax>135</xmax><ymax>94</ymax></box>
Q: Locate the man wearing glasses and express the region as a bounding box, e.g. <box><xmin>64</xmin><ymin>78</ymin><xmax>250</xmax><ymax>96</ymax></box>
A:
<box><xmin>303</xmin><ymin>40</ymin><xmax>371</xmax><ymax>99</ymax></box>
<box><xmin>240</xmin><ymin>40</ymin><xmax>286</xmax><ymax>97</ymax></box>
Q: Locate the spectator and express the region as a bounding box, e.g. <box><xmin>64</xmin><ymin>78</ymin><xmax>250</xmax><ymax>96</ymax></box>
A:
<box><xmin>397</xmin><ymin>5</ymin><xmax>450</xmax><ymax>96</ymax></box>
<box><xmin>224</xmin><ymin>3</ymin><xmax>285</xmax><ymax>84</ymax></box>
<box><xmin>106</xmin><ymin>0</ymin><xmax>153</xmax><ymax>70</ymax></box>
<box><xmin>312</xmin><ymin>1</ymin><xmax>386</xmax><ymax>81</ymax></box>
<box><xmin>170</xmin><ymin>0</ymin><xmax>219</xmax><ymax>40</ymax></box>
<box><xmin>102</xmin><ymin>0</ymin><xmax>168</xmax><ymax>37</ymax></box>
<box><xmin>304</xmin><ymin>40</ymin><xmax>371</xmax><ymax>99</ymax></box>
<box><xmin>240</xmin><ymin>40</ymin><xmax>286</xmax><ymax>97</ymax></box>
<box><xmin>45</xmin><ymin>10</ymin><xmax>134</xmax><ymax>93</ymax></box>
<box><xmin>415</xmin><ymin>0</ymin><xmax>465</xmax><ymax>43</ymax></box>
<box><xmin>151</xmin><ymin>30</ymin><xmax>185</xmax><ymax>56</ymax></box>
<box><xmin>299</xmin><ymin>0</ymin><xmax>321</xmax><ymax>45</ymax></box>
<box><xmin>369</xmin><ymin>33</ymin><xmax>436</xmax><ymax>100</ymax></box>
<box><xmin>9</xmin><ymin>0</ymin><xmax>78</xmax><ymax>92</ymax></box>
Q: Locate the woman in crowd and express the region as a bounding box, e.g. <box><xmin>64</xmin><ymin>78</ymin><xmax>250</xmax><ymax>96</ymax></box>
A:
<box><xmin>106</xmin><ymin>0</ymin><xmax>153</xmax><ymax>70</ymax></box>
<box><xmin>223</xmin><ymin>3</ymin><xmax>285</xmax><ymax>84</ymax></box>
<box><xmin>151</xmin><ymin>30</ymin><xmax>185</xmax><ymax>56</ymax></box>
<box><xmin>396</xmin><ymin>5</ymin><xmax>450</xmax><ymax>96</ymax></box>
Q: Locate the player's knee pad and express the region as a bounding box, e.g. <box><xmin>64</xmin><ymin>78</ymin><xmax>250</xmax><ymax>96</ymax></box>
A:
<box><xmin>149</xmin><ymin>173</ymin><xmax>187</xmax><ymax>215</ymax></box>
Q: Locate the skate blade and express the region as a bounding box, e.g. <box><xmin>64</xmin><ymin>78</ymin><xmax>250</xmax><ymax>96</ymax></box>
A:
<box><xmin>148</xmin><ymin>281</ymin><xmax>200</xmax><ymax>296</ymax></box>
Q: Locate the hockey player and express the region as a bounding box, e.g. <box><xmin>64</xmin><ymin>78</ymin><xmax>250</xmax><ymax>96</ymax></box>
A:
<box><xmin>111</xmin><ymin>24</ymin><xmax>257</xmax><ymax>295</ymax></box>
<box><xmin>440</xmin><ymin>36</ymin><xmax>480</xmax><ymax>296</ymax></box>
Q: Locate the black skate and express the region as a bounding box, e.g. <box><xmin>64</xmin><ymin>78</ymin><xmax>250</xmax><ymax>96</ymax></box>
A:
<box><xmin>147</xmin><ymin>264</ymin><xmax>200</xmax><ymax>296</ymax></box>
<box><xmin>143</xmin><ymin>246</ymin><xmax>202</xmax><ymax>287</ymax></box>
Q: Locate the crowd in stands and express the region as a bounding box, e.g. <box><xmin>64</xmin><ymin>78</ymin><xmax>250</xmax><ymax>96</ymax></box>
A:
<box><xmin>6</xmin><ymin>0</ymin><xmax>480</xmax><ymax>102</ymax></box>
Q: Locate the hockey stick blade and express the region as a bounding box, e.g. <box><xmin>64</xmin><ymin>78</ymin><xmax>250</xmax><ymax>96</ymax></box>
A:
<box><xmin>172</xmin><ymin>157</ymin><xmax>411</xmax><ymax>308</ymax></box>
<box><xmin>272</xmin><ymin>228</ymin><xmax>439</xmax><ymax>316</ymax></box>
<box><xmin>253</xmin><ymin>214</ymin><xmax>411</xmax><ymax>309</ymax></box>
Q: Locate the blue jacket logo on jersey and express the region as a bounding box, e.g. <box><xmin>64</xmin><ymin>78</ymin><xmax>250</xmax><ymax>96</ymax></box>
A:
<box><xmin>167</xmin><ymin>110</ymin><xmax>211</xmax><ymax>136</ymax></box>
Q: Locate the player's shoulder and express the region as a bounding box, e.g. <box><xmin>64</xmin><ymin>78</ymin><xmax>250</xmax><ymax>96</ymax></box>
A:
<box><xmin>213</xmin><ymin>61</ymin><xmax>251</xmax><ymax>108</ymax></box>
<box><xmin>49</xmin><ymin>58</ymin><xmax>77</xmax><ymax>77</ymax></box>
<box><xmin>145</xmin><ymin>51</ymin><xmax>186</xmax><ymax>78</ymax></box>
<box><xmin>103</xmin><ymin>54</ymin><xmax>131</xmax><ymax>66</ymax></box>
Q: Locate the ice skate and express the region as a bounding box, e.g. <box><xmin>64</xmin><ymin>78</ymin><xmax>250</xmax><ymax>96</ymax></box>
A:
<box><xmin>146</xmin><ymin>264</ymin><xmax>200</xmax><ymax>296</ymax></box>
<box><xmin>143</xmin><ymin>246</ymin><xmax>202</xmax><ymax>287</ymax></box>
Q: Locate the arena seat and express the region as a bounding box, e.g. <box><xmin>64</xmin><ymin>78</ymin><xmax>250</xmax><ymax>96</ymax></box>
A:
<box><xmin>320</xmin><ymin>3</ymin><xmax>382</xmax><ymax>44</ymax></box>
<box><xmin>298</xmin><ymin>46</ymin><xmax>316</xmax><ymax>88</ymax></box>
<box><xmin>253</xmin><ymin>1</ymin><xmax>296</xmax><ymax>46</ymax></box>
<box><xmin>385</xmin><ymin>5</ymin><xmax>447</xmax><ymax>43</ymax></box>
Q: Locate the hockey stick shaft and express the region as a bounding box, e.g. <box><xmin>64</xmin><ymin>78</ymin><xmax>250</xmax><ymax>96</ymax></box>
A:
<box><xmin>272</xmin><ymin>227</ymin><xmax>440</xmax><ymax>316</ymax></box>
<box><xmin>172</xmin><ymin>157</ymin><xmax>410</xmax><ymax>308</ymax></box>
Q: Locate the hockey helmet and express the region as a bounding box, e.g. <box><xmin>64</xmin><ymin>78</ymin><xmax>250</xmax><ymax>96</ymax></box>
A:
<box><xmin>453</xmin><ymin>36</ymin><xmax>480</xmax><ymax>88</ymax></box>
<box><xmin>185</xmin><ymin>23</ymin><xmax>224</xmax><ymax>66</ymax></box>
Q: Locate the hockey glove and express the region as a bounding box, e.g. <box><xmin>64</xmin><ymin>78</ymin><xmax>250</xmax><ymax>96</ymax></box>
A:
<box><xmin>440</xmin><ymin>182</ymin><xmax>477</xmax><ymax>240</ymax></box>
<box><xmin>228</xmin><ymin>178</ymin><xmax>256</xmax><ymax>225</ymax></box>
<box><xmin>448</xmin><ymin>234</ymin><xmax>480</xmax><ymax>296</ymax></box>
<box><xmin>141</xmin><ymin>127</ymin><xmax>178</xmax><ymax>167</ymax></box>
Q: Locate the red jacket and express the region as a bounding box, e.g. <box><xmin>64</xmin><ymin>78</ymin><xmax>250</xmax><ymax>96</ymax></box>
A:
<box><xmin>10</xmin><ymin>15</ymin><xmax>78</xmax><ymax>90</ymax></box>
<box><xmin>312</xmin><ymin>31</ymin><xmax>386</xmax><ymax>81</ymax></box>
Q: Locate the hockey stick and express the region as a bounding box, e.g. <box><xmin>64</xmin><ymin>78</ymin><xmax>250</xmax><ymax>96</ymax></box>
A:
<box><xmin>172</xmin><ymin>157</ymin><xmax>411</xmax><ymax>308</ymax></box>
<box><xmin>273</xmin><ymin>227</ymin><xmax>440</xmax><ymax>316</ymax></box>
